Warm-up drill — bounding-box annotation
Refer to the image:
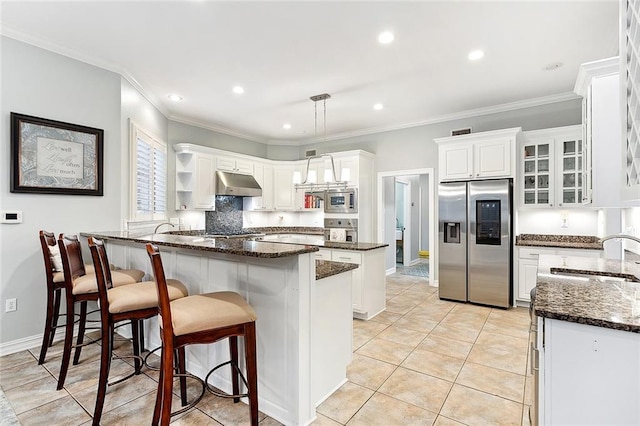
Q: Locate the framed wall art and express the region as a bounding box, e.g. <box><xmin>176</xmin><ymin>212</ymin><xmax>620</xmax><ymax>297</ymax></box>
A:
<box><xmin>10</xmin><ymin>112</ymin><xmax>104</xmax><ymax>196</ymax></box>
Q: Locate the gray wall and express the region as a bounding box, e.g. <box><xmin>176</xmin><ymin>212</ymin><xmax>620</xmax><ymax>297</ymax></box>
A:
<box><xmin>408</xmin><ymin>175</ymin><xmax>421</xmax><ymax>263</ymax></box>
<box><xmin>0</xmin><ymin>37</ymin><xmax>122</xmax><ymax>345</ymax></box>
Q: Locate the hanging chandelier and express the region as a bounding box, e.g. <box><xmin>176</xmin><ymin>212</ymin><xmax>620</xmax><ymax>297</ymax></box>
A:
<box><xmin>293</xmin><ymin>93</ymin><xmax>349</xmax><ymax>191</ymax></box>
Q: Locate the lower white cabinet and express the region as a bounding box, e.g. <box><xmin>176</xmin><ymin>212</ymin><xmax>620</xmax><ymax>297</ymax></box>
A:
<box><xmin>539</xmin><ymin>318</ymin><xmax>640</xmax><ymax>425</ymax></box>
<box><xmin>320</xmin><ymin>247</ymin><xmax>386</xmax><ymax>320</ymax></box>
<box><xmin>516</xmin><ymin>246</ymin><xmax>602</xmax><ymax>302</ymax></box>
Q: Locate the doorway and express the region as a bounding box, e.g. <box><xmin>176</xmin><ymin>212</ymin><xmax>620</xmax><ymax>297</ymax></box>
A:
<box><xmin>377</xmin><ymin>168</ymin><xmax>436</xmax><ymax>287</ymax></box>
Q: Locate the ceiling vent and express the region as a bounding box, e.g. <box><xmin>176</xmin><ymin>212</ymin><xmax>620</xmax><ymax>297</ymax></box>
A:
<box><xmin>305</xmin><ymin>149</ymin><xmax>317</xmax><ymax>158</ymax></box>
<box><xmin>451</xmin><ymin>127</ymin><xmax>472</xmax><ymax>136</ymax></box>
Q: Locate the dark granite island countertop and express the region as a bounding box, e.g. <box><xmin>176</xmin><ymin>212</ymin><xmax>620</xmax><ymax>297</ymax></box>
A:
<box><xmin>534</xmin><ymin>254</ymin><xmax>640</xmax><ymax>333</ymax></box>
<box><xmin>316</xmin><ymin>260</ymin><xmax>359</xmax><ymax>280</ymax></box>
<box><xmin>80</xmin><ymin>231</ymin><xmax>318</xmax><ymax>259</ymax></box>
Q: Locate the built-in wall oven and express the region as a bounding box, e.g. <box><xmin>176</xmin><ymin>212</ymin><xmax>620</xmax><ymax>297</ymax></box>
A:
<box><xmin>324</xmin><ymin>218</ymin><xmax>358</xmax><ymax>242</ymax></box>
<box><xmin>324</xmin><ymin>189</ymin><xmax>357</xmax><ymax>213</ymax></box>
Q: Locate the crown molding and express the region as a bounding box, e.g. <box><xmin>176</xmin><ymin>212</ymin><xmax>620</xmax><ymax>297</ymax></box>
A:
<box><xmin>291</xmin><ymin>92</ymin><xmax>581</xmax><ymax>146</ymax></box>
<box><xmin>573</xmin><ymin>56</ymin><xmax>619</xmax><ymax>96</ymax></box>
<box><xmin>168</xmin><ymin>114</ymin><xmax>267</xmax><ymax>144</ymax></box>
<box><xmin>0</xmin><ymin>25</ymin><xmax>169</xmax><ymax>117</ymax></box>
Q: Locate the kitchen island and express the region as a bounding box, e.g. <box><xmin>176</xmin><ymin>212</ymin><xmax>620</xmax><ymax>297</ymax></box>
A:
<box><xmin>533</xmin><ymin>254</ymin><xmax>640</xmax><ymax>425</ymax></box>
<box><xmin>80</xmin><ymin>231</ymin><xmax>358</xmax><ymax>426</ymax></box>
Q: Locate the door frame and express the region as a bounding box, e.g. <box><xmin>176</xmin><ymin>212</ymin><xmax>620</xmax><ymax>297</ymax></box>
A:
<box><xmin>377</xmin><ymin>168</ymin><xmax>436</xmax><ymax>287</ymax></box>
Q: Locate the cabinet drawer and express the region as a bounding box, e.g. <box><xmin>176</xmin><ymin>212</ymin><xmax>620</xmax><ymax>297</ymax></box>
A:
<box><xmin>518</xmin><ymin>247</ymin><xmax>555</xmax><ymax>259</ymax></box>
<box><xmin>331</xmin><ymin>250</ymin><xmax>362</xmax><ymax>264</ymax></box>
<box><xmin>315</xmin><ymin>249</ymin><xmax>332</xmax><ymax>261</ymax></box>
<box><xmin>556</xmin><ymin>249</ymin><xmax>602</xmax><ymax>258</ymax></box>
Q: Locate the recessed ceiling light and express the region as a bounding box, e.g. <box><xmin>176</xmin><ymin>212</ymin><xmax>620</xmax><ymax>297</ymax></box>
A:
<box><xmin>167</xmin><ymin>94</ymin><xmax>183</xmax><ymax>102</ymax></box>
<box><xmin>283</xmin><ymin>123</ymin><xmax>292</xmax><ymax>130</ymax></box>
<box><xmin>543</xmin><ymin>62</ymin><xmax>563</xmax><ymax>71</ymax></box>
<box><xmin>378</xmin><ymin>31</ymin><xmax>394</xmax><ymax>44</ymax></box>
<box><xmin>468</xmin><ymin>49</ymin><xmax>485</xmax><ymax>61</ymax></box>
<box><xmin>232</xmin><ymin>86</ymin><xmax>245</xmax><ymax>94</ymax></box>
<box><xmin>373</xmin><ymin>103</ymin><xmax>384</xmax><ymax>111</ymax></box>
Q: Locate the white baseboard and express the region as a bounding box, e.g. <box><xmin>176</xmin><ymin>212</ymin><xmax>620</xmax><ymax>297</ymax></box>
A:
<box><xmin>0</xmin><ymin>333</ymin><xmax>55</xmax><ymax>358</ymax></box>
<box><xmin>431</xmin><ymin>279</ymin><xmax>439</xmax><ymax>288</ymax></box>
<box><xmin>385</xmin><ymin>267</ymin><xmax>396</xmax><ymax>275</ymax></box>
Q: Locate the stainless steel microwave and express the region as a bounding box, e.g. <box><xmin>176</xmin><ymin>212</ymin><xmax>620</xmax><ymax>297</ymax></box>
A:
<box><xmin>324</xmin><ymin>189</ymin><xmax>357</xmax><ymax>213</ymax></box>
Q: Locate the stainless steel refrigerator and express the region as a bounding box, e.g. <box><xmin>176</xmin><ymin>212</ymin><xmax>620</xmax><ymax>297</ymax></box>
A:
<box><xmin>438</xmin><ymin>179</ymin><xmax>513</xmax><ymax>308</ymax></box>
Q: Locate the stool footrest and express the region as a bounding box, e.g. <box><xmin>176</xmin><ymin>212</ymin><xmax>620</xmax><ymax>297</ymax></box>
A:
<box><xmin>204</xmin><ymin>360</ymin><xmax>250</xmax><ymax>400</ymax></box>
<box><xmin>170</xmin><ymin>373</ymin><xmax>206</xmax><ymax>417</ymax></box>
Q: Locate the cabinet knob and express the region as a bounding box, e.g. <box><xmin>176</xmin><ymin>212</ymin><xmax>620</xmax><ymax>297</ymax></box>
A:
<box><xmin>476</xmin><ymin>173</ymin><xmax>480</xmax><ymax>177</ymax></box>
<box><xmin>469</xmin><ymin>174</ymin><xmax>472</xmax><ymax>177</ymax></box>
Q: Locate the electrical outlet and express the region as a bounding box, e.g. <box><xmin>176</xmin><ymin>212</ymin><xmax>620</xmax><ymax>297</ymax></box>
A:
<box><xmin>5</xmin><ymin>298</ymin><xmax>17</xmax><ymax>312</ymax></box>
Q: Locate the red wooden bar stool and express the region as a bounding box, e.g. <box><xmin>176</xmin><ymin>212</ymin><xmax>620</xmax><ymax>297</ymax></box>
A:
<box><xmin>88</xmin><ymin>237</ymin><xmax>189</xmax><ymax>425</ymax></box>
<box><xmin>54</xmin><ymin>234</ymin><xmax>146</xmax><ymax>389</ymax></box>
<box><xmin>146</xmin><ymin>243</ymin><xmax>259</xmax><ymax>426</ymax></box>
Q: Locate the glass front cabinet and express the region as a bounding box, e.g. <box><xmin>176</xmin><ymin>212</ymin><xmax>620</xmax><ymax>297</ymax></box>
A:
<box><xmin>520</xmin><ymin>126</ymin><xmax>584</xmax><ymax>208</ymax></box>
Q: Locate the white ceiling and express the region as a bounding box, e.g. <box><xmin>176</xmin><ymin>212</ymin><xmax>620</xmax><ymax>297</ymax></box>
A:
<box><xmin>0</xmin><ymin>1</ymin><xmax>619</xmax><ymax>145</ymax></box>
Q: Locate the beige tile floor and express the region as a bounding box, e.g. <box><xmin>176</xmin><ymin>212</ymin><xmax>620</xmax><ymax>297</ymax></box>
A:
<box><xmin>0</xmin><ymin>272</ymin><xmax>533</xmax><ymax>425</ymax></box>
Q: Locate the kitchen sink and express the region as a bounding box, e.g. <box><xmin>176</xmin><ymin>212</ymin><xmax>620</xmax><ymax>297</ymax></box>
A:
<box><xmin>549</xmin><ymin>268</ymin><xmax>640</xmax><ymax>283</ymax></box>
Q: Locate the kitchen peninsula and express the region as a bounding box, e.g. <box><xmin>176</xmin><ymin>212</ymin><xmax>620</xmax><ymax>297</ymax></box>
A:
<box><xmin>533</xmin><ymin>254</ymin><xmax>640</xmax><ymax>425</ymax></box>
<box><xmin>80</xmin><ymin>231</ymin><xmax>358</xmax><ymax>426</ymax></box>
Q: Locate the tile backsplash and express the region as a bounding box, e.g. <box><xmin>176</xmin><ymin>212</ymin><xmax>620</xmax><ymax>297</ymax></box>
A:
<box><xmin>205</xmin><ymin>196</ymin><xmax>243</xmax><ymax>234</ymax></box>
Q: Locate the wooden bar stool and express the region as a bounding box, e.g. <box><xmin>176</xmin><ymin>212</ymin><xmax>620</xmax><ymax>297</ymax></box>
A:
<box><xmin>38</xmin><ymin>230</ymin><xmax>121</xmax><ymax>364</ymax></box>
<box><xmin>38</xmin><ymin>230</ymin><xmax>67</xmax><ymax>365</ymax></box>
<box><xmin>88</xmin><ymin>237</ymin><xmax>189</xmax><ymax>425</ymax></box>
<box><xmin>146</xmin><ymin>243</ymin><xmax>259</xmax><ymax>426</ymax></box>
<box><xmin>56</xmin><ymin>234</ymin><xmax>146</xmax><ymax>390</ymax></box>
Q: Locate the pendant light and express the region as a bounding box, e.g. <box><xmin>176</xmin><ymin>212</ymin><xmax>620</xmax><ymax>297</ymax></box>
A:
<box><xmin>294</xmin><ymin>93</ymin><xmax>349</xmax><ymax>191</ymax></box>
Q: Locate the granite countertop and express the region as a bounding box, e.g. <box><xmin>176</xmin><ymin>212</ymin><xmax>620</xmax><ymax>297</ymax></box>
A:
<box><xmin>81</xmin><ymin>231</ymin><xmax>318</xmax><ymax>259</ymax></box>
<box><xmin>316</xmin><ymin>260</ymin><xmax>359</xmax><ymax>280</ymax></box>
<box><xmin>321</xmin><ymin>241</ymin><xmax>389</xmax><ymax>251</ymax></box>
<box><xmin>516</xmin><ymin>234</ymin><xmax>603</xmax><ymax>250</ymax></box>
<box><xmin>169</xmin><ymin>229</ymin><xmax>388</xmax><ymax>251</ymax></box>
<box><xmin>534</xmin><ymin>254</ymin><xmax>640</xmax><ymax>333</ymax></box>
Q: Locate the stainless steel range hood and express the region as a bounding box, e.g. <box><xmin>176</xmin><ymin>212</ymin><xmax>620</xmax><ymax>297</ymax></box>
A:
<box><xmin>216</xmin><ymin>171</ymin><xmax>262</xmax><ymax>197</ymax></box>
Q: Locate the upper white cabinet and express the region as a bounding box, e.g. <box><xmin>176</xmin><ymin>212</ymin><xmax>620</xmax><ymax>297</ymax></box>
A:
<box><xmin>435</xmin><ymin>128</ymin><xmax>520</xmax><ymax>181</ymax></box>
<box><xmin>519</xmin><ymin>126</ymin><xmax>584</xmax><ymax>208</ymax></box>
<box><xmin>621</xmin><ymin>0</ymin><xmax>640</xmax><ymax>201</ymax></box>
<box><xmin>273</xmin><ymin>166</ymin><xmax>297</xmax><ymax>210</ymax></box>
<box><xmin>243</xmin><ymin>162</ymin><xmax>274</xmax><ymax>211</ymax></box>
<box><xmin>194</xmin><ymin>154</ymin><xmax>215</xmax><ymax>209</ymax></box>
<box><xmin>173</xmin><ymin>144</ymin><xmax>216</xmax><ymax>210</ymax></box>
<box><xmin>574</xmin><ymin>58</ymin><xmax>623</xmax><ymax>207</ymax></box>
<box><xmin>216</xmin><ymin>155</ymin><xmax>254</xmax><ymax>175</ymax></box>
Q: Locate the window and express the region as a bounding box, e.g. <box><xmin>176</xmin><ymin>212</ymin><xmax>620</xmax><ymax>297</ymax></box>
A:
<box><xmin>130</xmin><ymin>122</ymin><xmax>167</xmax><ymax>221</ymax></box>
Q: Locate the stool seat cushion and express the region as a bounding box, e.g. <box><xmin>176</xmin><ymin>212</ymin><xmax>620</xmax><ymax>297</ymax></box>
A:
<box><xmin>108</xmin><ymin>279</ymin><xmax>188</xmax><ymax>314</ymax></box>
<box><xmin>72</xmin><ymin>269</ymin><xmax>146</xmax><ymax>295</ymax></box>
<box><xmin>168</xmin><ymin>291</ymin><xmax>257</xmax><ymax>336</ymax></box>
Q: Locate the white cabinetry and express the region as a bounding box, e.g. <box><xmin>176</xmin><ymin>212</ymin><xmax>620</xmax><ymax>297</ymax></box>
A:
<box><xmin>621</xmin><ymin>0</ymin><xmax>640</xmax><ymax>201</ymax></box>
<box><xmin>216</xmin><ymin>155</ymin><xmax>253</xmax><ymax>175</ymax></box>
<box><xmin>516</xmin><ymin>246</ymin><xmax>602</xmax><ymax>303</ymax></box>
<box><xmin>174</xmin><ymin>145</ymin><xmax>215</xmax><ymax>211</ymax></box>
<box><xmin>539</xmin><ymin>318</ymin><xmax>640</xmax><ymax>425</ymax></box>
<box><xmin>436</xmin><ymin>128</ymin><xmax>520</xmax><ymax>181</ymax></box>
<box><xmin>321</xmin><ymin>247</ymin><xmax>385</xmax><ymax>320</ymax></box>
<box><xmin>519</xmin><ymin>126</ymin><xmax>584</xmax><ymax>208</ymax></box>
<box><xmin>244</xmin><ymin>163</ymin><xmax>274</xmax><ymax>211</ymax></box>
<box><xmin>273</xmin><ymin>166</ymin><xmax>297</xmax><ymax>210</ymax></box>
<box><xmin>574</xmin><ymin>58</ymin><xmax>624</xmax><ymax>207</ymax></box>
<box><xmin>175</xmin><ymin>150</ymin><xmax>194</xmax><ymax>210</ymax></box>
<box><xmin>194</xmin><ymin>154</ymin><xmax>215</xmax><ymax>210</ymax></box>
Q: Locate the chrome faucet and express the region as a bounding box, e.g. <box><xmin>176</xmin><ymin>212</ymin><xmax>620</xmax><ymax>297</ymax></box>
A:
<box><xmin>599</xmin><ymin>234</ymin><xmax>640</xmax><ymax>245</ymax></box>
<box><xmin>154</xmin><ymin>222</ymin><xmax>175</xmax><ymax>234</ymax></box>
